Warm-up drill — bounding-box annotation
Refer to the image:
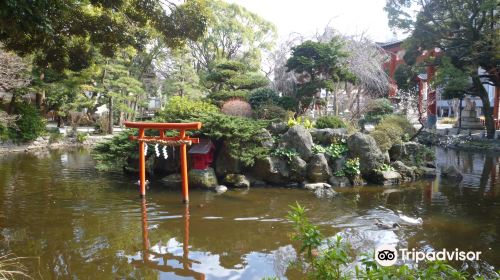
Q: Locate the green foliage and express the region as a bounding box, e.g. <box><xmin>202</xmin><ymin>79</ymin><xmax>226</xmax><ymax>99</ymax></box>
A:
<box><xmin>254</xmin><ymin>104</ymin><xmax>289</xmax><ymax>121</ymax></box>
<box><xmin>159</xmin><ymin>96</ymin><xmax>219</xmax><ymax>121</ymax></box>
<box><xmin>76</xmin><ymin>132</ymin><xmax>88</xmax><ymax>143</ymax></box>
<box><xmin>288</xmin><ymin>202</ymin><xmax>471</xmax><ymax>279</ymax></box>
<box><xmin>287</xmin><ymin>116</ymin><xmax>314</xmax><ymax>129</ymax></box>
<box><xmin>376</xmin><ymin>163</ymin><xmax>395</xmax><ymax>172</ymax></box>
<box><xmin>248</xmin><ymin>88</ymin><xmax>279</xmax><ymax>108</ymax></box>
<box><xmin>363</xmin><ymin>98</ymin><xmax>394</xmax><ymax>124</ymax></box>
<box><xmin>0</xmin><ymin>0</ymin><xmax>209</xmax><ymax>72</ymax></box>
<box><xmin>414</xmin><ymin>145</ymin><xmax>435</xmax><ymax>166</ymax></box>
<box><xmin>312</xmin><ymin>143</ymin><xmax>348</xmax><ymax>159</ymax></box>
<box><xmin>343</xmin><ymin>158</ymin><xmax>361</xmax><ymax>177</ymax></box>
<box><xmin>11</xmin><ymin>103</ymin><xmax>46</xmax><ymax>142</ymax></box>
<box><xmin>92</xmin><ymin>131</ymin><xmax>137</xmax><ymax>171</ymax></box>
<box><xmin>372</xmin><ymin>115</ymin><xmax>415</xmax><ymax>152</ymax></box>
<box><xmin>0</xmin><ymin>111</ymin><xmax>18</xmax><ymax>141</ymax></box>
<box><xmin>189</xmin><ymin>0</ymin><xmax>277</xmax><ymax>70</ymax></box>
<box><xmin>315</xmin><ymin>116</ymin><xmax>346</xmax><ymax>129</ymax></box>
<box><xmin>277</xmin><ymin>96</ymin><xmax>298</xmax><ymax>111</ymax></box>
<box><xmin>207</xmin><ymin>90</ymin><xmax>249</xmax><ymax>103</ymax></box>
<box><xmin>271</xmin><ymin>147</ymin><xmax>299</xmax><ymax>162</ymax></box>
<box><xmin>285</xmin><ymin>38</ymin><xmax>353</xmax><ymax>111</ymax></box>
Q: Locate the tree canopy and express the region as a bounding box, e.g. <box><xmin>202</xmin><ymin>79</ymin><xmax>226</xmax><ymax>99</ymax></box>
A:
<box><xmin>0</xmin><ymin>0</ymin><xmax>209</xmax><ymax>72</ymax></box>
<box><xmin>385</xmin><ymin>0</ymin><xmax>500</xmax><ymax>137</ymax></box>
<box><xmin>188</xmin><ymin>0</ymin><xmax>277</xmax><ymax>70</ymax></box>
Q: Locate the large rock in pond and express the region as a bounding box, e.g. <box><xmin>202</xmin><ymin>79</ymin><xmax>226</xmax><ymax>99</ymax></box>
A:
<box><xmin>279</xmin><ymin>125</ymin><xmax>313</xmax><ymax>160</ymax></box>
<box><xmin>289</xmin><ymin>155</ymin><xmax>307</xmax><ymax>182</ymax></box>
<box><xmin>389</xmin><ymin>142</ymin><xmax>433</xmax><ymax>166</ymax></box>
<box><xmin>161</xmin><ymin>173</ymin><xmax>182</xmax><ymax>188</ymax></box>
<box><xmin>306</xmin><ymin>153</ymin><xmax>332</xmax><ymax>183</ymax></box>
<box><xmin>189</xmin><ymin>168</ymin><xmax>218</xmax><ymax>189</ymax></box>
<box><xmin>391</xmin><ymin>161</ymin><xmax>416</xmax><ymax>182</ymax></box>
<box><xmin>329</xmin><ymin>176</ymin><xmax>351</xmax><ymax>187</ymax></box>
<box><xmin>347</xmin><ymin>132</ymin><xmax>384</xmax><ymax>179</ymax></box>
<box><xmin>310</xmin><ymin>128</ymin><xmax>347</xmax><ymax>145</ymax></box>
<box><xmin>215</xmin><ymin>143</ymin><xmax>241</xmax><ymax>177</ymax></box>
<box><xmin>223</xmin><ymin>174</ymin><xmax>250</xmax><ymax>188</ymax></box>
<box><xmin>371</xmin><ymin>170</ymin><xmax>402</xmax><ymax>185</ymax></box>
<box><xmin>440</xmin><ymin>165</ymin><xmax>463</xmax><ymax>181</ymax></box>
<box><xmin>250</xmin><ymin>156</ymin><xmax>289</xmax><ymax>184</ymax></box>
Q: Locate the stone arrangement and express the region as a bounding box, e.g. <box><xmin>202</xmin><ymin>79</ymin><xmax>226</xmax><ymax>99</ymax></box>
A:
<box><xmin>125</xmin><ymin>123</ymin><xmax>439</xmax><ymax>198</ymax></box>
<box><xmin>454</xmin><ymin>97</ymin><xmax>484</xmax><ymax>130</ymax></box>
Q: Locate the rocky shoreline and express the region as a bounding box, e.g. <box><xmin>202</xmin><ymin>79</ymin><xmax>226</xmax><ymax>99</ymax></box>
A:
<box><xmin>0</xmin><ymin>134</ymin><xmax>114</xmax><ymax>154</ymax></box>
<box><xmin>123</xmin><ymin>123</ymin><xmax>439</xmax><ymax>197</ymax></box>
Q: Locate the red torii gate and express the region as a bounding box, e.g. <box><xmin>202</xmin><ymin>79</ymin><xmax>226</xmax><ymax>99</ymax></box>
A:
<box><xmin>124</xmin><ymin>121</ymin><xmax>201</xmax><ymax>203</ymax></box>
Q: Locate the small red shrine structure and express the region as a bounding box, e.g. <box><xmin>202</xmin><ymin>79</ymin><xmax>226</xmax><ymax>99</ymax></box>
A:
<box><xmin>189</xmin><ymin>139</ymin><xmax>215</xmax><ymax>170</ymax></box>
<box><xmin>124</xmin><ymin>121</ymin><xmax>201</xmax><ymax>203</ymax></box>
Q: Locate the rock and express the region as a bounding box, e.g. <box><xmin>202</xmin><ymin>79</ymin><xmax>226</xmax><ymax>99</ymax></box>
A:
<box><xmin>306</xmin><ymin>153</ymin><xmax>332</xmax><ymax>182</ymax></box>
<box><xmin>257</xmin><ymin>129</ymin><xmax>274</xmax><ymax>149</ymax></box>
<box><xmin>328</xmin><ymin>176</ymin><xmax>351</xmax><ymax>187</ymax></box>
<box><xmin>391</xmin><ymin>161</ymin><xmax>415</xmax><ymax>182</ymax></box>
<box><xmin>289</xmin><ymin>155</ymin><xmax>307</xmax><ymax>182</ymax></box>
<box><xmin>383</xmin><ymin>151</ymin><xmax>390</xmax><ymax>164</ymax></box>
<box><xmin>161</xmin><ymin>174</ymin><xmax>182</xmax><ymax>188</ymax></box>
<box><xmin>215</xmin><ymin>143</ymin><xmax>241</xmax><ymax>177</ymax></box>
<box><xmin>416</xmin><ymin>167</ymin><xmax>437</xmax><ymax>178</ymax></box>
<box><xmin>223</xmin><ymin>174</ymin><xmax>251</xmax><ymax>188</ymax></box>
<box><xmin>351</xmin><ymin>176</ymin><xmax>367</xmax><ymax>186</ymax></box>
<box><xmin>331</xmin><ymin>157</ymin><xmax>345</xmax><ymax>173</ymax></box>
<box><xmin>279</xmin><ymin>125</ymin><xmax>313</xmax><ymax>160</ymax></box>
<box><xmin>310</xmin><ymin>128</ymin><xmax>347</xmax><ymax>145</ymax></box>
<box><xmin>245</xmin><ymin>175</ymin><xmax>267</xmax><ymax>187</ymax></box>
<box><xmin>441</xmin><ymin>165</ymin><xmax>463</xmax><ymax>181</ymax></box>
<box><xmin>389</xmin><ymin>142</ymin><xmax>433</xmax><ymax>166</ymax></box>
<box><xmin>268</xmin><ymin>122</ymin><xmax>288</xmax><ymax>135</ymax></box>
<box><xmin>303</xmin><ymin>182</ymin><xmax>332</xmax><ymax>190</ymax></box>
<box><xmin>250</xmin><ymin>156</ymin><xmax>289</xmax><ymax>184</ymax></box>
<box><xmin>189</xmin><ymin>168</ymin><xmax>218</xmax><ymax>189</ymax></box>
<box><xmin>347</xmin><ymin>132</ymin><xmax>384</xmax><ymax>178</ymax></box>
<box><xmin>215</xmin><ymin>185</ymin><xmax>228</xmax><ymax>194</ymax></box>
<box><xmin>285</xmin><ymin>182</ymin><xmax>300</xmax><ymax>188</ymax></box>
<box><xmin>372</xmin><ymin>170</ymin><xmax>402</xmax><ymax>185</ymax></box>
<box><xmin>153</xmin><ymin>148</ymin><xmax>181</xmax><ymax>175</ymax></box>
<box><xmin>314</xmin><ymin>187</ymin><xmax>337</xmax><ymax>198</ymax></box>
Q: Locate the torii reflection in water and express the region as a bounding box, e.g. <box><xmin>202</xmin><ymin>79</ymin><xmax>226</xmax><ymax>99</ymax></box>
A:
<box><xmin>131</xmin><ymin>199</ymin><xmax>206</xmax><ymax>279</ymax></box>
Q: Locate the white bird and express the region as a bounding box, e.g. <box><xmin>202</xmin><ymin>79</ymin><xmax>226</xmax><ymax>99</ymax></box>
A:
<box><xmin>399</xmin><ymin>215</ymin><xmax>423</xmax><ymax>225</ymax></box>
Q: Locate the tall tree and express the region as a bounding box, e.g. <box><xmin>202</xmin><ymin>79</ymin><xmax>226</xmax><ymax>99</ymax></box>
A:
<box><xmin>188</xmin><ymin>0</ymin><xmax>277</xmax><ymax>71</ymax></box>
<box><xmin>385</xmin><ymin>0</ymin><xmax>500</xmax><ymax>138</ymax></box>
<box><xmin>285</xmin><ymin>38</ymin><xmax>353</xmax><ymax>114</ymax></box>
<box><xmin>0</xmin><ymin>0</ymin><xmax>209</xmax><ymax>72</ymax></box>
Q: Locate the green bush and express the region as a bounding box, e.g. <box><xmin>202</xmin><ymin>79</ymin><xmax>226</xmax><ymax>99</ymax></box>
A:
<box><xmin>12</xmin><ymin>103</ymin><xmax>46</xmax><ymax>142</ymax></box>
<box><xmin>76</xmin><ymin>132</ymin><xmax>88</xmax><ymax>143</ymax></box>
<box><xmin>277</xmin><ymin>96</ymin><xmax>298</xmax><ymax>111</ymax></box>
<box><xmin>315</xmin><ymin>116</ymin><xmax>346</xmax><ymax>129</ymax></box>
<box><xmin>207</xmin><ymin>90</ymin><xmax>249</xmax><ymax>103</ymax></box>
<box><xmin>93</xmin><ymin>131</ymin><xmax>138</xmax><ymax>171</ymax></box>
<box><xmin>371</xmin><ymin>115</ymin><xmax>414</xmax><ymax>152</ymax></box>
<box><xmin>158</xmin><ymin>96</ymin><xmax>219</xmax><ymax>121</ymax></box>
<box><xmin>288</xmin><ymin>116</ymin><xmax>314</xmax><ymax>129</ymax></box>
<box><xmin>363</xmin><ymin>98</ymin><xmax>394</xmax><ymax>124</ymax></box>
<box><xmin>254</xmin><ymin>104</ymin><xmax>289</xmax><ymax>120</ymax></box>
<box><xmin>248</xmin><ymin>88</ymin><xmax>279</xmax><ymax>108</ymax></box>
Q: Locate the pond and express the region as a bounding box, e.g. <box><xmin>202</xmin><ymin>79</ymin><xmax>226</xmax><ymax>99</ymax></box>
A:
<box><xmin>0</xmin><ymin>148</ymin><xmax>499</xmax><ymax>279</ymax></box>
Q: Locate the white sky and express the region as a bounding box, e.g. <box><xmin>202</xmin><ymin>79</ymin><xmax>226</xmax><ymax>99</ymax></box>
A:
<box><xmin>225</xmin><ymin>0</ymin><xmax>397</xmax><ymax>43</ymax></box>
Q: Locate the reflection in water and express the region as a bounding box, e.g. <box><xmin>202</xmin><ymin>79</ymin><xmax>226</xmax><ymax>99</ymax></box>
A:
<box><xmin>0</xmin><ymin>148</ymin><xmax>499</xmax><ymax>279</ymax></box>
<box><xmin>131</xmin><ymin>199</ymin><xmax>206</xmax><ymax>279</ymax></box>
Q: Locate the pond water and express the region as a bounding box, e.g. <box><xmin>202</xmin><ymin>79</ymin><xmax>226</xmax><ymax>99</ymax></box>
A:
<box><xmin>0</xmin><ymin>148</ymin><xmax>499</xmax><ymax>279</ymax></box>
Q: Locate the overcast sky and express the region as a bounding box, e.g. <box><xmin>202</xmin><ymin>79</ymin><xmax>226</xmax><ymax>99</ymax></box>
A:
<box><xmin>225</xmin><ymin>0</ymin><xmax>398</xmax><ymax>43</ymax></box>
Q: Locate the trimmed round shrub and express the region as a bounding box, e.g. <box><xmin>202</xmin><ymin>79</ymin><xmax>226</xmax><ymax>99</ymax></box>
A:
<box><xmin>315</xmin><ymin>116</ymin><xmax>346</xmax><ymax>129</ymax></box>
<box><xmin>380</xmin><ymin>115</ymin><xmax>415</xmax><ymax>136</ymax></box>
<box><xmin>254</xmin><ymin>104</ymin><xmax>288</xmax><ymax>120</ymax></box>
<box><xmin>370</xmin><ymin>130</ymin><xmax>392</xmax><ymax>152</ymax></box>
<box><xmin>248</xmin><ymin>88</ymin><xmax>279</xmax><ymax>108</ymax></box>
<box><xmin>159</xmin><ymin>96</ymin><xmax>219</xmax><ymax>121</ymax></box>
<box><xmin>221</xmin><ymin>99</ymin><xmax>253</xmax><ymax>118</ymax></box>
<box><xmin>371</xmin><ymin>115</ymin><xmax>413</xmax><ymax>151</ymax></box>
